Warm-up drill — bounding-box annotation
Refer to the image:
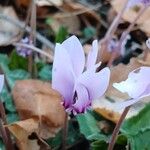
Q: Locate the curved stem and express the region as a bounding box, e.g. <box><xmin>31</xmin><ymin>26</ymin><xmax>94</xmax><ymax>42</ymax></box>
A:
<box><xmin>108</xmin><ymin>106</ymin><xmax>131</xmax><ymax>150</ymax></box>
<box><xmin>13</xmin><ymin>43</ymin><xmax>54</xmax><ymax>61</ymax></box>
<box><xmin>118</xmin><ymin>5</ymin><xmax>148</xmax><ymax>52</ymax></box>
<box><xmin>105</xmin><ymin>0</ymin><xmax>129</xmax><ymax>40</ymax></box>
<box><xmin>62</xmin><ymin>112</ymin><xmax>68</xmax><ymax>150</ymax></box>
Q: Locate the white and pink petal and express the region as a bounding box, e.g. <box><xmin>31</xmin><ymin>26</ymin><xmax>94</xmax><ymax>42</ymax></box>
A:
<box><xmin>52</xmin><ymin>43</ymin><xmax>75</xmax><ymax>108</ymax></box>
<box><xmin>61</xmin><ymin>35</ymin><xmax>85</xmax><ymax>77</ymax></box>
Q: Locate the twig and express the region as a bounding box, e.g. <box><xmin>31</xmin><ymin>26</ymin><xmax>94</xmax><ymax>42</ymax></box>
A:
<box><xmin>54</xmin><ymin>3</ymin><xmax>102</xmax><ymax>18</ymax></box>
<box><xmin>62</xmin><ymin>113</ymin><xmax>68</xmax><ymax>150</ymax></box>
<box><xmin>0</xmin><ymin>14</ymin><xmax>55</xmax><ymax>51</ymax></box>
<box><xmin>105</xmin><ymin>0</ymin><xmax>129</xmax><ymax>40</ymax></box>
<box><xmin>0</xmin><ymin>102</ymin><xmax>14</xmax><ymax>150</ymax></box>
<box><xmin>29</xmin><ymin>0</ymin><xmax>37</xmax><ymax>77</ymax></box>
<box><xmin>13</xmin><ymin>43</ymin><xmax>53</xmax><ymax>61</ymax></box>
<box><xmin>108</xmin><ymin>106</ymin><xmax>131</xmax><ymax>150</ymax></box>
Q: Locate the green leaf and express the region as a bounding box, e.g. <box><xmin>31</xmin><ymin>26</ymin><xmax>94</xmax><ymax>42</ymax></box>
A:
<box><xmin>55</xmin><ymin>26</ymin><xmax>68</xmax><ymax>43</ymax></box>
<box><xmin>8</xmin><ymin>50</ymin><xmax>28</xmax><ymax>71</ymax></box>
<box><xmin>47</xmin><ymin>120</ymin><xmax>82</xmax><ymax>149</ymax></box>
<box><xmin>0</xmin><ymin>139</ymin><xmax>5</xmax><ymax>150</ymax></box>
<box><xmin>116</xmin><ymin>134</ymin><xmax>127</xmax><ymax>145</ymax></box>
<box><xmin>121</xmin><ymin>103</ymin><xmax>150</xmax><ymax>150</ymax></box>
<box><xmin>91</xmin><ymin>140</ymin><xmax>107</xmax><ymax>150</ymax></box>
<box><xmin>38</xmin><ymin>65</ymin><xmax>52</xmax><ymax>81</ymax></box>
<box><xmin>6</xmin><ymin>113</ymin><xmax>19</xmax><ymax>124</ymax></box>
<box><xmin>0</xmin><ymin>54</ymin><xmax>10</xmax><ymax>73</ymax></box>
<box><xmin>0</xmin><ymin>86</ymin><xmax>9</xmax><ymax>102</ymax></box>
<box><xmin>77</xmin><ymin>111</ymin><xmax>107</xmax><ymax>141</ymax></box>
<box><xmin>46</xmin><ymin>17</ymin><xmax>54</xmax><ymax>25</ymax></box>
<box><xmin>5</xmin><ymin>94</ymin><xmax>16</xmax><ymax>112</ymax></box>
<box><xmin>0</xmin><ymin>85</ymin><xmax>16</xmax><ymax>112</ymax></box>
<box><xmin>128</xmin><ymin>130</ymin><xmax>150</xmax><ymax>150</ymax></box>
<box><xmin>83</xmin><ymin>27</ymin><xmax>96</xmax><ymax>39</ymax></box>
<box><xmin>6</xmin><ymin>69</ymin><xmax>30</xmax><ymax>89</ymax></box>
<box><xmin>0</xmin><ymin>54</ymin><xmax>9</xmax><ymax>64</ymax></box>
<box><xmin>121</xmin><ymin>103</ymin><xmax>150</xmax><ymax>135</ymax></box>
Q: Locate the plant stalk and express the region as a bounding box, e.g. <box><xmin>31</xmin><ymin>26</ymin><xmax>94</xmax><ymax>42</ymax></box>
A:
<box><xmin>108</xmin><ymin>106</ymin><xmax>131</xmax><ymax>150</ymax></box>
<box><xmin>62</xmin><ymin>112</ymin><xmax>68</xmax><ymax>150</ymax></box>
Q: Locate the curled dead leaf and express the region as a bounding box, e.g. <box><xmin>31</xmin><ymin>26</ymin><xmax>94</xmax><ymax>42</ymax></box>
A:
<box><xmin>49</xmin><ymin>1</ymin><xmax>100</xmax><ymax>33</ymax></box>
<box><xmin>12</xmin><ymin>79</ymin><xmax>65</xmax><ymax>139</ymax></box>
<box><xmin>7</xmin><ymin>118</ymin><xmax>40</xmax><ymax>150</ymax></box>
<box><xmin>7</xmin><ymin>118</ymin><xmax>51</xmax><ymax>150</ymax></box>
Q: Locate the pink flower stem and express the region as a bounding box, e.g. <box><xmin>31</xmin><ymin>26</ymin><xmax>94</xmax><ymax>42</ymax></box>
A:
<box><xmin>62</xmin><ymin>112</ymin><xmax>68</xmax><ymax>150</ymax></box>
<box><xmin>108</xmin><ymin>105</ymin><xmax>131</xmax><ymax>150</ymax></box>
<box><xmin>105</xmin><ymin>0</ymin><xmax>129</xmax><ymax>40</ymax></box>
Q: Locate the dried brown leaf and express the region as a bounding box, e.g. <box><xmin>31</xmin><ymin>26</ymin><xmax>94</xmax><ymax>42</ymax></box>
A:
<box><xmin>7</xmin><ymin>118</ymin><xmax>40</xmax><ymax>150</ymax></box>
<box><xmin>0</xmin><ymin>6</ymin><xmax>21</xmax><ymax>45</ymax></box>
<box><xmin>12</xmin><ymin>79</ymin><xmax>65</xmax><ymax>139</ymax></box>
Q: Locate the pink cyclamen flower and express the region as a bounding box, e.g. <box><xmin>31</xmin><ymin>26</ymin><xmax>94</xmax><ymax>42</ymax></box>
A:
<box><xmin>113</xmin><ymin>67</ymin><xmax>150</xmax><ymax>108</ymax></box>
<box><xmin>52</xmin><ymin>35</ymin><xmax>110</xmax><ymax>114</ymax></box>
<box><xmin>16</xmin><ymin>37</ymin><xmax>32</xmax><ymax>57</ymax></box>
<box><xmin>127</xmin><ymin>0</ymin><xmax>150</xmax><ymax>8</ymax></box>
<box><xmin>0</xmin><ymin>75</ymin><xmax>4</xmax><ymax>92</ymax></box>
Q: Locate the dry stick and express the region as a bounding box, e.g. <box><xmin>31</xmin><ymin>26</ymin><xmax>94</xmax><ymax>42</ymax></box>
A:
<box><xmin>18</xmin><ymin>0</ymin><xmax>32</xmax><ymax>40</ymax></box>
<box><xmin>0</xmin><ymin>14</ymin><xmax>55</xmax><ymax>51</ymax></box>
<box><xmin>0</xmin><ymin>102</ymin><xmax>14</xmax><ymax>150</ymax></box>
<box><xmin>13</xmin><ymin>43</ymin><xmax>53</xmax><ymax>61</ymax></box>
<box><xmin>100</xmin><ymin>0</ymin><xmax>129</xmax><ymax>66</ymax></box>
<box><xmin>108</xmin><ymin>106</ymin><xmax>131</xmax><ymax>150</ymax></box>
<box><xmin>105</xmin><ymin>0</ymin><xmax>129</xmax><ymax>40</ymax></box>
<box><xmin>62</xmin><ymin>113</ymin><xmax>68</xmax><ymax>150</ymax></box>
<box><xmin>29</xmin><ymin>0</ymin><xmax>37</xmax><ymax>77</ymax></box>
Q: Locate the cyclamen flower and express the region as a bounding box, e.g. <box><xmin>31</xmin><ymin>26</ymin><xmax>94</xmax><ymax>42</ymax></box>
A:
<box><xmin>16</xmin><ymin>37</ymin><xmax>32</xmax><ymax>57</ymax></box>
<box><xmin>113</xmin><ymin>67</ymin><xmax>150</xmax><ymax>108</ymax></box>
<box><xmin>108</xmin><ymin>35</ymin><xmax>131</xmax><ymax>56</ymax></box>
<box><xmin>127</xmin><ymin>0</ymin><xmax>150</xmax><ymax>8</ymax></box>
<box><xmin>52</xmin><ymin>36</ymin><xmax>110</xmax><ymax>114</ymax></box>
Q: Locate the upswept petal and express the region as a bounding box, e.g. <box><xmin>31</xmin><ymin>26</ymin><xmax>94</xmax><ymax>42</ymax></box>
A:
<box><xmin>52</xmin><ymin>44</ymin><xmax>75</xmax><ymax>107</ymax></box>
<box><xmin>0</xmin><ymin>75</ymin><xmax>4</xmax><ymax>92</ymax></box>
<box><xmin>115</xmin><ymin>84</ymin><xmax>150</xmax><ymax>108</ymax></box>
<box><xmin>76</xmin><ymin>67</ymin><xmax>110</xmax><ymax>100</ymax></box>
<box><xmin>113</xmin><ymin>67</ymin><xmax>150</xmax><ymax>99</ymax></box>
<box><xmin>115</xmin><ymin>98</ymin><xmax>140</xmax><ymax>109</ymax></box>
<box><xmin>61</xmin><ymin>35</ymin><xmax>85</xmax><ymax>77</ymax></box>
<box><xmin>72</xmin><ymin>83</ymin><xmax>90</xmax><ymax>114</ymax></box>
<box><xmin>86</xmin><ymin>40</ymin><xmax>98</xmax><ymax>69</ymax></box>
